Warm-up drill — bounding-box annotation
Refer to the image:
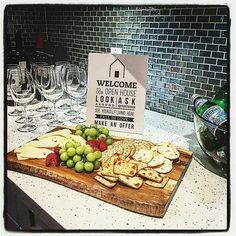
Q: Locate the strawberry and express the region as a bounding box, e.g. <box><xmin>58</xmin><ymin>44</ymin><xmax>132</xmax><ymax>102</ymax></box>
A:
<box><xmin>45</xmin><ymin>153</ymin><xmax>60</xmax><ymax>167</ymax></box>
<box><xmin>99</xmin><ymin>138</ymin><xmax>107</xmax><ymax>152</ymax></box>
<box><xmin>54</xmin><ymin>146</ymin><xmax>61</xmax><ymax>154</ymax></box>
<box><xmin>86</xmin><ymin>140</ymin><xmax>100</xmax><ymax>148</ymax></box>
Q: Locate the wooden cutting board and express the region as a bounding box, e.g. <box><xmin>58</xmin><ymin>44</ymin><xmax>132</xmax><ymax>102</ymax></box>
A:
<box><xmin>7</xmin><ymin>127</ymin><xmax>193</xmax><ymax>218</ymax></box>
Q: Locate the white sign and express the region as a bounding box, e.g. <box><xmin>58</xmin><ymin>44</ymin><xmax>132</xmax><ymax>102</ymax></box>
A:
<box><xmin>86</xmin><ymin>53</ymin><xmax>148</xmax><ymax>134</ymax></box>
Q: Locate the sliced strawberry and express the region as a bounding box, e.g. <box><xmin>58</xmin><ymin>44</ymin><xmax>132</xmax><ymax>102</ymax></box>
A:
<box><xmin>54</xmin><ymin>146</ymin><xmax>61</xmax><ymax>154</ymax></box>
<box><xmin>46</xmin><ymin>153</ymin><xmax>60</xmax><ymax>167</ymax></box>
<box><xmin>99</xmin><ymin>138</ymin><xmax>107</xmax><ymax>152</ymax></box>
<box><xmin>86</xmin><ymin>140</ymin><xmax>100</xmax><ymax>148</ymax></box>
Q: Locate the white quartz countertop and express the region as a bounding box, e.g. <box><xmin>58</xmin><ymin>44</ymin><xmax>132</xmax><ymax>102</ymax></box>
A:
<box><xmin>6</xmin><ymin>103</ymin><xmax>227</xmax><ymax>230</ymax></box>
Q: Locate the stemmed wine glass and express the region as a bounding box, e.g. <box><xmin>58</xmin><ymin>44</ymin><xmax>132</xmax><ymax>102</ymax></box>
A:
<box><xmin>9</xmin><ymin>68</ymin><xmax>36</xmax><ymax>132</ymax></box>
<box><xmin>55</xmin><ymin>61</ymin><xmax>71</xmax><ymax>110</ymax></box>
<box><xmin>41</xmin><ymin>65</ymin><xmax>64</xmax><ymax>127</ymax></box>
<box><xmin>65</xmin><ymin>64</ymin><xmax>87</xmax><ymax>123</ymax></box>
<box><xmin>31</xmin><ymin>62</ymin><xmax>48</xmax><ymax>113</ymax></box>
<box><xmin>7</xmin><ymin>64</ymin><xmax>23</xmax><ymax>117</ymax></box>
<box><xmin>33</xmin><ymin>63</ymin><xmax>54</xmax><ymax>119</ymax></box>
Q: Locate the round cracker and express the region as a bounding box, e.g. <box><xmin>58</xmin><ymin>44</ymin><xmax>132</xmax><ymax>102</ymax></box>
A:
<box><xmin>147</xmin><ymin>154</ymin><xmax>165</xmax><ymax>167</ymax></box>
<box><xmin>133</xmin><ymin>149</ymin><xmax>153</xmax><ymax>163</ymax></box>
<box><xmin>157</xmin><ymin>145</ymin><xmax>180</xmax><ymax>160</ymax></box>
<box><xmin>154</xmin><ymin>159</ymin><xmax>173</xmax><ymax>174</ymax></box>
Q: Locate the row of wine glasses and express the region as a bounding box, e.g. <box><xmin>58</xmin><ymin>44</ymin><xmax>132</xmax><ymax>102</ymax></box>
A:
<box><xmin>8</xmin><ymin>64</ymin><xmax>36</xmax><ymax>132</ymax></box>
<box><xmin>8</xmin><ymin>61</ymin><xmax>88</xmax><ymax>132</ymax></box>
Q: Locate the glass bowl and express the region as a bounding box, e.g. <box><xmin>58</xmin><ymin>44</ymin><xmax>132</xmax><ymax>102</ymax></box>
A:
<box><xmin>193</xmin><ymin>105</ymin><xmax>228</xmax><ymax>168</ymax></box>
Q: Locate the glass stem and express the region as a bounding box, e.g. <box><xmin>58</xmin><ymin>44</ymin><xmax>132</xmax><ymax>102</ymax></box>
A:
<box><xmin>76</xmin><ymin>100</ymin><xmax>80</xmax><ymax>117</ymax></box>
<box><xmin>40</xmin><ymin>76</ymin><xmax>45</xmax><ymax>108</ymax></box>
<box><xmin>41</xmin><ymin>93</ymin><xmax>45</xmax><ymax>107</ymax></box>
<box><xmin>70</xmin><ymin>98</ymin><xmax>73</xmax><ymax>110</ymax></box>
<box><xmin>23</xmin><ymin>104</ymin><xmax>28</xmax><ymax>127</ymax></box>
<box><xmin>53</xmin><ymin>102</ymin><xmax>57</xmax><ymax>121</ymax></box>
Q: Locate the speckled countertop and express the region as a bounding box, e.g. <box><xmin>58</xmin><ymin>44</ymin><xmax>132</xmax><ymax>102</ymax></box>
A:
<box><xmin>7</xmin><ymin>102</ymin><xmax>227</xmax><ymax>230</ymax></box>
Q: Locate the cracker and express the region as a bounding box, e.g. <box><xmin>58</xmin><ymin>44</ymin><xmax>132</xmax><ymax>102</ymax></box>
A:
<box><xmin>114</xmin><ymin>159</ymin><xmax>138</xmax><ymax>177</ymax></box>
<box><xmin>147</xmin><ymin>154</ymin><xmax>165</xmax><ymax>167</ymax></box>
<box><xmin>133</xmin><ymin>149</ymin><xmax>153</xmax><ymax>163</ymax></box>
<box><xmin>118</xmin><ymin>175</ymin><xmax>143</xmax><ymax>189</ymax></box>
<box><xmin>154</xmin><ymin>159</ymin><xmax>173</xmax><ymax>174</ymax></box>
<box><xmin>96</xmin><ymin>172</ymin><xmax>118</xmax><ymax>182</ymax></box>
<box><xmin>128</xmin><ymin>159</ymin><xmax>148</xmax><ymax>171</ymax></box>
<box><xmin>138</xmin><ymin>168</ymin><xmax>163</xmax><ymax>183</ymax></box>
<box><xmin>157</xmin><ymin>143</ymin><xmax>180</xmax><ymax>160</ymax></box>
<box><xmin>94</xmin><ymin>175</ymin><xmax>117</xmax><ymax>188</ymax></box>
<box><xmin>145</xmin><ymin>176</ymin><xmax>169</xmax><ymax>188</ymax></box>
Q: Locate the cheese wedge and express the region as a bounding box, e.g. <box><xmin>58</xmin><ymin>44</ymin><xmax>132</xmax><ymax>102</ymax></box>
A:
<box><xmin>23</xmin><ymin>136</ymin><xmax>67</xmax><ymax>148</ymax></box>
<box><xmin>38</xmin><ymin>129</ymin><xmax>72</xmax><ymax>140</ymax></box>
<box><xmin>15</xmin><ymin>147</ymin><xmax>53</xmax><ymax>160</ymax></box>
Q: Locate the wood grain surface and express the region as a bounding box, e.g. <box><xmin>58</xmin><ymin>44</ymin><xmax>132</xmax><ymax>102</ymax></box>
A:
<box><xmin>7</xmin><ymin>128</ymin><xmax>193</xmax><ymax>218</ymax></box>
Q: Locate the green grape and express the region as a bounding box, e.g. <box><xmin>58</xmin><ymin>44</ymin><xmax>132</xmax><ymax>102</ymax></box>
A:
<box><xmin>67</xmin><ymin>147</ymin><xmax>76</xmax><ymax>157</ymax></box>
<box><xmin>75</xmin><ymin>161</ymin><xmax>84</xmax><ymax>173</ymax></box>
<box><xmin>101</xmin><ymin>128</ymin><xmax>109</xmax><ymax>136</ymax></box>
<box><xmin>60</xmin><ymin>152</ymin><xmax>69</xmax><ymax>162</ymax></box>
<box><xmin>59</xmin><ymin>148</ymin><xmax>66</xmax><ymax>154</ymax></box>
<box><xmin>106</xmin><ymin>138</ymin><xmax>112</xmax><ymax>145</ymax></box>
<box><xmin>66</xmin><ymin>159</ymin><xmax>75</xmax><ymax>168</ymax></box>
<box><xmin>84</xmin><ymin>145</ymin><xmax>94</xmax><ymax>155</ymax></box>
<box><xmin>94</xmin><ymin>151</ymin><xmax>102</xmax><ymax>159</ymax></box>
<box><xmin>65</xmin><ymin>141</ymin><xmax>74</xmax><ymax>149</ymax></box>
<box><xmin>75</xmin><ymin>130</ymin><xmax>83</xmax><ymax>136</ymax></box>
<box><xmin>76</xmin><ymin>146</ymin><xmax>85</xmax><ymax>155</ymax></box>
<box><xmin>86</xmin><ymin>153</ymin><xmax>96</xmax><ymax>162</ymax></box>
<box><xmin>90</xmin><ymin>123</ymin><xmax>97</xmax><ymax>129</ymax></box>
<box><xmin>88</xmin><ymin>128</ymin><xmax>98</xmax><ymax>137</ymax></box>
<box><xmin>73</xmin><ymin>154</ymin><xmax>82</xmax><ymax>163</ymax></box>
<box><xmin>84</xmin><ymin>162</ymin><xmax>94</xmax><ymax>172</ymax></box>
<box><xmin>94</xmin><ymin>160</ymin><xmax>101</xmax><ymax>170</ymax></box>
<box><xmin>98</xmin><ymin>134</ymin><xmax>107</xmax><ymax>140</ymax></box>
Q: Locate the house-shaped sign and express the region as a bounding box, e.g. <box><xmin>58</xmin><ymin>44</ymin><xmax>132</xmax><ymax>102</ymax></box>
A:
<box><xmin>86</xmin><ymin>53</ymin><xmax>148</xmax><ymax>134</ymax></box>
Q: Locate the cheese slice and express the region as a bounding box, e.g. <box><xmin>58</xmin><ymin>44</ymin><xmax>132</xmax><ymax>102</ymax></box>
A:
<box><xmin>38</xmin><ymin>129</ymin><xmax>72</xmax><ymax>140</ymax></box>
<box><xmin>15</xmin><ymin>147</ymin><xmax>53</xmax><ymax>160</ymax></box>
<box><xmin>70</xmin><ymin>134</ymin><xmax>86</xmax><ymax>146</ymax></box>
<box><xmin>23</xmin><ymin>136</ymin><xmax>67</xmax><ymax>148</ymax></box>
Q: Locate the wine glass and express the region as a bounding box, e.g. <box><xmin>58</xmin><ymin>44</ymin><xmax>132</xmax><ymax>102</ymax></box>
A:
<box><xmin>65</xmin><ymin>64</ymin><xmax>87</xmax><ymax>123</ymax></box>
<box><xmin>55</xmin><ymin>61</ymin><xmax>71</xmax><ymax>110</ymax></box>
<box><xmin>7</xmin><ymin>64</ymin><xmax>23</xmax><ymax>117</ymax></box>
<box><xmin>32</xmin><ymin>63</ymin><xmax>54</xmax><ymax>119</ymax></box>
<box><xmin>31</xmin><ymin>62</ymin><xmax>48</xmax><ymax>112</ymax></box>
<box><xmin>41</xmin><ymin>65</ymin><xmax>64</xmax><ymax>127</ymax></box>
<box><xmin>9</xmin><ymin>68</ymin><xmax>36</xmax><ymax>132</ymax></box>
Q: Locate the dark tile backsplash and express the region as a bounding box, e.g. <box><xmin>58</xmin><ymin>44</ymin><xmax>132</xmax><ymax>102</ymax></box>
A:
<box><xmin>5</xmin><ymin>5</ymin><xmax>229</xmax><ymax>122</ymax></box>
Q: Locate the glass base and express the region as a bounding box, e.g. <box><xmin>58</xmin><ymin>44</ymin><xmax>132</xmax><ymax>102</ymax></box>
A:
<box><xmin>47</xmin><ymin>119</ymin><xmax>63</xmax><ymax>127</ymax></box>
<box><xmin>65</xmin><ymin>110</ymin><xmax>77</xmax><ymax>116</ymax></box>
<box><xmin>41</xmin><ymin>113</ymin><xmax>54</xmax><ymax>119</ymax></box>
<box><xmin>9</xmin><ymin>109</ymin><xmax>22</xmax><ymax>117</ymax></box>
<box><xmin>69</xmin><ymin>116</ymin><xmax>86</xmax><ymax>124</ymax></box>
<box><xmin>18</xmin><ymin>124</ymin><xmax>37</xmax><ymax>132</ymax></box>
<box><xmin>36</xmin><ymin>106</ymin><xmax>48</xmax><ymax>112</ymax></box>
<box><xmin>80</xmin><ymin>100</ymin><xmax>87</xmax><ymax>107</ymax></box>
<box><xmin>58</xmin><ymin>103</ymin><xmax>71</xmax><ymax>110</ymax></box>
<box><xmin>15</xmin><ymin>116</ymin><xmax>33</xmax><ymax>124</ymax></box>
